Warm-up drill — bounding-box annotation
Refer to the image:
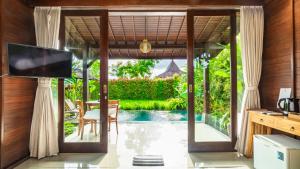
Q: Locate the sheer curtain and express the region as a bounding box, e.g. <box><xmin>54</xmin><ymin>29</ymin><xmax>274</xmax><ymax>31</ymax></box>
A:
<box><xmin>236</xmin><ymin>6</ymin><xmax>264</xmax><ymax>155</ymax></box>
<box><xmin>29</xmin><ymin>7</ymin><xmax>61</xmax><ymax>159</ymax></box>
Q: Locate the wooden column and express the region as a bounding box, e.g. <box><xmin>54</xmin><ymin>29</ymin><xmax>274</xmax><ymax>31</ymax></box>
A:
<box><xmin>83</xmin><ymin>44</ymin><xmax>90</xmax><ymax>112</ymax></box>
<box><xmin>230</xmin><ymin>11</ymin><xmax>237</xmax><ymax>144</ymax></box>
<box><xmin>100</xmin><ymin>11</ymin><xmax>109</xmax><ymax>152</ymax></box>
<box><xmin>187</xmin><ymin>10</ymin><xmax>194</xmax><ymax>152</ymax></box>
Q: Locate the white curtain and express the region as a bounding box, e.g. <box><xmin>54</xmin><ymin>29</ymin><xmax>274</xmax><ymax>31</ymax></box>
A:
<box><xmin>236</xmin><ymin>6</ymin><xmax>264</xmax><ymax>155</ymax></box>
<box><xmin>29</xmin><ymin>7</ymin><xmax>61</xmax><ymax>159</ymax></box>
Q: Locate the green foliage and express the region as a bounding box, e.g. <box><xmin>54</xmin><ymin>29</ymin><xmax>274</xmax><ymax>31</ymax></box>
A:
<box><xmin>89</xmin><ymin>60</ymin><xmax>100</xmax><ymax>79</ymax></box>
<box><xmin>64</xmin><ymin>77</ymin><xmax>83</xmax><ymax>101</ymax></box>
<box><xmin>174</xmin><ymin>35</ymin><xmax>243</xmax><ymax>135</ymax></box>
<box><xmin>64</xmin><ymin>76</ymin><xmax>179</xmax><ymax>102</ymax></box>
<box><xmin>168</xmin><ymin>98</ymin><xmax>187</xmax><ymax>110</ymax></box>
<box><xmin>120</xmin><ymin>100</ymin><xmax>172</xmax><ymax>110</ymax></box>
<box><xmin>119</xmin><ymin>98</ymin><xmax>187</xmax><ymax>111</ymax></box>
<box><xmin>89</xmin><ymin>80</ymin><xmax>100</xmax><ymax>100</ymax></box>
<box><xmin>208</xmin><ymin>43</ymin><xmax>231</xmax><ymax>126</ymax></box>
<box><xmin>176</xmin><ymin>61</ymin><xmax>204</xmax><ymax>114</ymax></box>
<box><xmin>64</xmin><ymin>121</ymin><xmax>76</xmax><ymax>136</ymax></box>
<box><xmin>111</xmin><ymin>60</ymin><xmax>158</xmax><ymax>78</ymax></box>
<box><xmin>236</xmin><ymin>36</ymin><xmax>245</xmax><ymax>112</ymax></box>
<box><xmin>109</xmin><ymin>77</ymin><xmax>179</xmax><ymax>100</ymax></box>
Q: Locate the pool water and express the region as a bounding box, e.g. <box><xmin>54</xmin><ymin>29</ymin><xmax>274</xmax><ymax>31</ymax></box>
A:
<box><xmin>118</xmin><ymin>110</ymin><xmax>202</xmax><ymax>122</ymax></box>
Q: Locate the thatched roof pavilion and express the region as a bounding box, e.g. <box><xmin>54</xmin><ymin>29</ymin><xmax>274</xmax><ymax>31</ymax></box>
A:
<box><xmin>157</xmin><ymin>60</ymin><xmax>182</xmax><ymax>78</ymax></box>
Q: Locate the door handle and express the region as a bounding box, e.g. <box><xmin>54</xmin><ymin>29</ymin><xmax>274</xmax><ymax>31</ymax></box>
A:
<box><xmin>103</xmin><ymin>84</ymin><xmax>108</xmax><ymax>94</ymax></box>
<box><xmin>189</xmin><ymin>84</ymin><xmax>193</xmax><ymax>93</ymax></box>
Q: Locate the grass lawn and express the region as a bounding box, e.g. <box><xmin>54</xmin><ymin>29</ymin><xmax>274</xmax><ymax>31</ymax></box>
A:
<box><xmin>119</xmin><ymin>100</ymin><xmax>172</xmax><ymax>110</ymax></box>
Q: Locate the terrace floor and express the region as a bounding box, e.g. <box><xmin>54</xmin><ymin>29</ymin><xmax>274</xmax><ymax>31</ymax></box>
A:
<box><xmin>64</xmin><ymin>122</ymin><xmax>230</xmax><ymax>143</ymax></box>
<box><xmin>17</xmin><ymin>122</ymin><xmax>253</xmax><ymax>169</ymax></box>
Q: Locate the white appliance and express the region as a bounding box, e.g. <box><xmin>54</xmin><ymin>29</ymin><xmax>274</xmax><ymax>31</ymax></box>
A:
<box><xmin>254</xmin><ymin>135</ymin><xmax>300</xmax><ymax>169</ymax></box>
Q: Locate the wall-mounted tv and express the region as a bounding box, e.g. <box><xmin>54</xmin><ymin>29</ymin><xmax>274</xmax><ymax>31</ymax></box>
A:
<box><xmin>7</xmin><ymin>43</ymin><xmax>72</xmax><ymax>78</ymax></box>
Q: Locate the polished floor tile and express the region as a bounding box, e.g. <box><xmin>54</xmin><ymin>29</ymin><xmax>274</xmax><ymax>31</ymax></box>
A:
<box><xmin>16</xmin><ymin>122</ymin><xmax>253</xmax><ymax>169</ymax></box>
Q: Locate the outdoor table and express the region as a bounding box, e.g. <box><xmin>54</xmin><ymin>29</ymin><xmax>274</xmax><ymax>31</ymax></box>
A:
<box><xmin>84</xmin><ymin>101</ymin><xmax>117</xmax><ymax>117</ymax></box>
<box><xmin>86</xmin><ymin>100</ymin><xmax>100</xmax><ymax>110</ymax></box>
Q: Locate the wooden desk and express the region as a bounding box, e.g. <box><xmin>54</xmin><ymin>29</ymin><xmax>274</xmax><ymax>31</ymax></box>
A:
<box><xmin>246</xmin><ymin>110</ymin><xmax>300</xmax><ymax>157</ymax></box>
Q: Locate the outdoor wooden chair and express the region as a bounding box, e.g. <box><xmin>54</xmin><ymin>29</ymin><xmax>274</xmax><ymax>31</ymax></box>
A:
<box><xmin>64</xmin><ymin>99</ymin><xmax>79</xmax><ymax>120</ymax></box>
<box><xmin>75</xmin><ymin>100</ymin><xmax>97</xmax><ymax>140</ymax></box>
<box><xmin>108</xmin><ymin>100</ymin><xmax>120</xmax><ymax>134</ymax></box>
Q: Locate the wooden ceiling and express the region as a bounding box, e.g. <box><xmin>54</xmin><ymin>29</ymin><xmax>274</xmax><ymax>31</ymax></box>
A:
<box><xmin>65</xmin><ymin>14</ymin><xmax>233</xmax><ymax>59</ymax></box>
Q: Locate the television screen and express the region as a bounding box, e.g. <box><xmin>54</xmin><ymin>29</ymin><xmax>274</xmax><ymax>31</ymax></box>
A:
<box><xmin>7</xmin><ymin>43</ymin><xmax>72</xmax><ymax>78</ymax></box>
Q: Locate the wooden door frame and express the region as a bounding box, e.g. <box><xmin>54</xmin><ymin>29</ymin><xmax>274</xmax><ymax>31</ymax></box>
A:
<box><xmin>187</xmin><ymin>9</ymin><xmax>237</xmax><ymax>152</ymax></box>
<box><xmin>58</xmin><ymin>9</ymin><xmax>109</xmax><ymax>153</ymax></box>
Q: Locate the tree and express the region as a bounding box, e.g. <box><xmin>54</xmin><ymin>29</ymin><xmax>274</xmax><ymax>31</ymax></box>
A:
<box><xmin>111</xmin><ymin>60</ymin><xmax>158</xmax><ymax>78</ymax></box>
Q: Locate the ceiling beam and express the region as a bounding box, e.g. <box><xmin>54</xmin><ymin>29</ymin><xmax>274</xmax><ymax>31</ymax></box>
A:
<box><xmin>33</xmin><ymin>0</ymin><xmax>263</xmax><ymax>8</ymax></box>
<box><xmin>66</xmin><ymin>42</ymin><xmax>224</xmax><ymax>50</ymax></box>
<box><xmin>65</xmin><ymin>29</ymin><xmax>76</xmax><ymax>42</ymax></box>
<box><xmin>80</xmin><ymin>17</ymin><xmax>97</xmax><ymax>43</ymax></box>
<box><xmin>109</xmin><ymin>54</ymin><xmax>186</xmax><ymax>59</ymax></box>
<box><xmin>206</xmin><ymin>16</ymin><xmax>226</xmax><ymax>42</ymax></box>
<box><xmin>196</xmin><ymin>16</ymin><xmax>212</xmax><ymax>40</ymax></box>
<box><xmin>107</xmin><ymin>42</ymin><xmax>223</xmax><ymax>49</ymax></box>
<box><xmin>175</xmin><ymin>16</ymin><xmax>185</xmax><ymax>44</ymax></box>
<box><xmin>68</xmin><ymin>18</ymin><xmax>86</xmax><ymax>43</ymax></box>
<box><xmin>132</xmin><ymin>16</ymin><xmax>139</xmax><ymax>58</ymax></box>
<box><xmin>165</xmin><ymin>16</ymin><xmax>173</xmax><ymax>42</ymax></box>
<box><xmin>132</xmin><ymin>16</ymin><xmax>137</xmax><ymax>42</ymax></box>
<box><xmin>155</xmin><ymin>16</ymin><xmax>160</xmax><ymax>43</ymax></box>
<box><xmin>120</xmin><ymin>16</ymin><xmax>127</xmax><ymax>41</ymax></box>
<box><xmin>119</xmin><ymin>16</ymin><xmax>131</xmax><ymax>57</ymax></box>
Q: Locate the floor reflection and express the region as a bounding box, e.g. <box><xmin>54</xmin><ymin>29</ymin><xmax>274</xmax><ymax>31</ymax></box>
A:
<box><xmin>16</xmin><ymin>122</ymin><xmax>253</xmax><ymax>169</ymax></box>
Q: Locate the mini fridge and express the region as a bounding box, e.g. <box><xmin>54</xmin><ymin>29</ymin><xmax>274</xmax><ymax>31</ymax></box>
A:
<box><xmin>254</xmin><ymin>135</ymin><xmax>300</xmax><ymax>169</ymax></box>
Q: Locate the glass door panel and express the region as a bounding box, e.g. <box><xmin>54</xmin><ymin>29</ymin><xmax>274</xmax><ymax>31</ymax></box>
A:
<box><xmin>193</xmin><ymin>15</ymin><xmax>231</xmax><ymax>142</ymax></box>
<box><xmin>59</xmin><ymin>10</ymin><xmax>108</xmax><ymax>153</ymax></box>
<box><xmin>188</xmin><ymin>11</ymin><xmax>237</xmax><ymax>152</ymax></box>
<box><xmin>63</xmin><ymin>16</ymin><xmax>101</xmax><ymax>143</ymax></box>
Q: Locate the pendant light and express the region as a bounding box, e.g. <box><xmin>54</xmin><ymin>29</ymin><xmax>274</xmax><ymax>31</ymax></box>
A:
<box><xmin>140</xmin><ymin>16</ymin><xmax>151</xmax><ymax>54</ymax></box>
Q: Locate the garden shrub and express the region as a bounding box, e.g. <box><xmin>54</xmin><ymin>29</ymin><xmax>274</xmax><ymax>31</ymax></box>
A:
<box><xmin>168</xmin><ymin>98</ymin><xmax>186</xmax><ymax>110</ymax></box>
<box><xmin>108</xmin><ymin>77</ymin><xmax>179</xmax><ymax>100</ymax></box>
<box><xmin>64</xmin><ymin>121</ymin><xmax>76</xmax><ymax>136</ymax></box>
<box><xmin>119</xmin><ymin>100</ymin><xmax>172</xmax><ymax>110</ymax></box>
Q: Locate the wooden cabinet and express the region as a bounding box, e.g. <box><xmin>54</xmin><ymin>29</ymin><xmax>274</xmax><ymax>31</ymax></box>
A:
<box><xmin>246</xmin><ymin>110</ymin><xmax>300</xmax><ymax>157</ymax></box>
<box><xmin>251</xmin><ymin>113</ymin><xmax>275</xmax><ymax>127</ymax></box>
<box><xmin>275</xmin><ymin>119</ymin><xmax>300</xmax><ymax>136</ymax></box>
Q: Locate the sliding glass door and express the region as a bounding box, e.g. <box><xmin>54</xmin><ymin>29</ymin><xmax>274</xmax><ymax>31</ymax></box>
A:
<box><xmin>58</xmin><ymin>10</ymin><xmax>108</xmax><ymax>153</ymax></box>
<box><xmin>187</xmin><ymin>10</ymin><xmax>237</xmax><ymax>152</ymax></box>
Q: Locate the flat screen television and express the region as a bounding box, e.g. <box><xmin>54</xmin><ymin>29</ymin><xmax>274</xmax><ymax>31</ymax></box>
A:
<box><xmin>7</xmin><ymin>43</ymin><xmax>72</xmax><ymax>78</ymax></box>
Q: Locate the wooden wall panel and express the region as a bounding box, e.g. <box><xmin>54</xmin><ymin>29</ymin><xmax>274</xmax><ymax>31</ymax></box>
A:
<box><xmin>0</xmin><ymin>0</ymin><xmax>36</xmax><ymax>168</ymax></box>
<box><xmin>260</xmin><ymin>0</ymin><xmax>293</xmax><ymax>110</ymax></box>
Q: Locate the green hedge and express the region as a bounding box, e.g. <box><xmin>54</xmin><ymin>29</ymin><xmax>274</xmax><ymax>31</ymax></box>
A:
<box><xmin>119</xmin><ymin>99</ymin><xmax>187</xmax><ymax>110</ymax></box>
<box><xmin>108</xmin><ymin>77</ymin><xmax>179</xmax><ymax>100</ymax></box>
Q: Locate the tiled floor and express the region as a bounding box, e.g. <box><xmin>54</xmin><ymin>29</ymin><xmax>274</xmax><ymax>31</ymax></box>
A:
<box><xmin>64</xmin><ymin>122</ymin><xmax>230</xmax><ymax>143</ymax></box>
<box><xmin>65</xmin><ymin>122</ymin><xmax>101</xmax><ymax>142</ymax></box>
<box><xmin>194</xmin><ymin>123</ymin><xmax>230</xmax><ymax>142</ymax></box>
<box><xmin>16</xmin><ymin>122</ymin><xmax>253</xmax><ymax>169</ymax></box>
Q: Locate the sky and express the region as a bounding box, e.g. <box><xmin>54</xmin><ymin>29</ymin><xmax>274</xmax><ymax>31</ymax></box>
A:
<box><xmin>108</xmin><ymin>59</ymin><xmax>187</xmax><ymax>79</ymax></box>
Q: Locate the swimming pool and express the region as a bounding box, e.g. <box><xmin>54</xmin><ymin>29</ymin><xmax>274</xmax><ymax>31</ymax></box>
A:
<box><xmin>118</xmin><ymin>110</ymin><xmax>202</xmax><ymax>122</ymax></box>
